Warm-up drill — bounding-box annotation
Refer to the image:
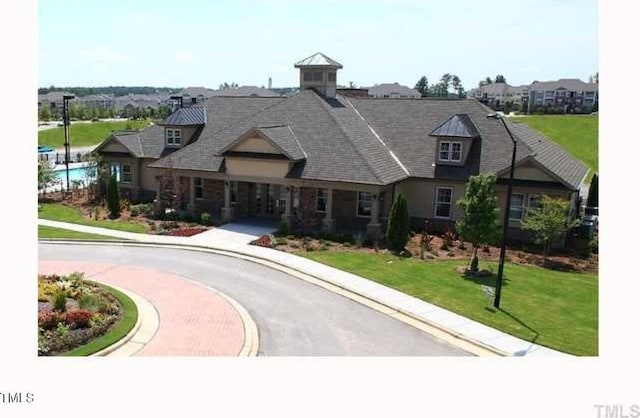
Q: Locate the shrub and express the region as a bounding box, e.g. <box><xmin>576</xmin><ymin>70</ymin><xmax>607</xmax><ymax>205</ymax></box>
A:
<box><xmin>107</xmin><ymin>175</ymin><xmax>120</xmax><ymax>218</ymax></box>
<box><xmin>200</xmin><ymin>212</ymin><xmax>213</xmax><ymax>226</ymax></box>
<box><xmin>38</xmin><ymin>311</ymin><xmax>64</xmax><ymax>331</ymax></box>
<box><xmin>277</xmin><ymin>219</ymin><xmax>290</xmax><ymax>236</ymax></box>
<box><xmin>78</xmin><ymin>294</ymin><xmax>108</xmax><ymax>313</ymax></box>
<box><xmin>386</xmin><ymin>194</ymin><xmax>410</xmax><ymax>253</ymax></box>
<box><xmin>440</xmin><ymin>229</ymin><xmax>456</xmax><ymax>251</ymax></box>
<box><xmin>65</xmin><ymin>310</ymin><xmax>94</xmax><ymax>329</ymax></box>
<box><xmin>353</xmin><ymin>232</ymin><xmax>365</xmax><ymax>248</ymax></box>
<box><xmin>52</xmin><ymin>291</ymin><xmax>68</xmax><ymax>312</ymax></box>
<box><xmin>130</xmin><ymin>207</ymin><xmax>139</xmax><ymax>217</ymax></box>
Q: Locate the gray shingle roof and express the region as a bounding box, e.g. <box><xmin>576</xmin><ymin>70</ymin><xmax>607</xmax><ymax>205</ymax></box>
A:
<box><xmin>178</xmin><ymin>87</ymin><xmax>216</xmax><ymax>98</ymax></box>
<box><xmin>209</xmin><ymin>86</ymin><xmax>282</xmax><ymax>97</ymax></box>
<box><xmin>163</xmin><ymin>107</ymin><xmax>206</xmax><ymax>125</ymax></box>
<box><xmin>99</xmin><ymin>124</ymin><xmax>167</xmax><ymax>159</ymax></box>
<box><xmin>365</xmin><ymin>83</ymin><xmax>421</xmax><ymax>98</ymax></box>
<box><xmin>507</xmin><ymin>120</ymin><xmax>589</xmax><ymax>190</ymax></box>
<box><xmin>258</xmin><ymin>126</ymin><xmax>305</xmax><ymax>160</ymax></box>
<box><xmin>429</xmin><ymin>114</ymin><xmax>480</xmax><ymax>138</ymax></box>
<box><xmin>294</xmin><ymin>52</ymin><xmax>343</xmax><ymax>68</ymax></box>
<box><xmin>152</xmin><ymin>90</ymin><xmax>407</xmax><ymax>184</ymax></box>
<box><xmin>530</xmin><ymin>79</ymin><xmax>597</xmax><ymax>92</ymax></box>
<box><xmin>348</xmin><ymin>98</ymin><xmax>531</xmax><ymax>181</ymax></box>
<box><xmin>148</xmin><ymin>91</ymin><xmax>587</xmax><ymax>190</ymax></box>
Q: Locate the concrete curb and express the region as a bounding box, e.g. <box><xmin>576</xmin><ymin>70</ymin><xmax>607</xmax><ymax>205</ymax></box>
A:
<box><xmin>40</xmin><ymin>239</ymin><xmax>505</xmax><ymax>356</ymax></box>
<box><xmin>88</xmin><ymin>282</ymin><xmax>159</xmax><ymax>357</ymax></box>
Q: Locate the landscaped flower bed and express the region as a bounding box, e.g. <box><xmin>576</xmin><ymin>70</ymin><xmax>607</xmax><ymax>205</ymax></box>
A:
<box><xmin>164</xmin><ymin>227</ymin><xmax>209</xmax><ymax>237</ymax></box>
<box><xmin>38</xmin><ymin>273</ymin><xmax>123</xmax><ymax>356</ymax></box>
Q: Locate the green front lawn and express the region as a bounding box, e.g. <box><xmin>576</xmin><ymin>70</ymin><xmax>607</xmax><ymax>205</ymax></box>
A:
<box><xmin>38</xmin><ymin>120</ymin><xmax>150</xmax><ymax>148</ymax></box>
<box><xmin>513</xmin><ymin>115</ymin><xmax>598</xmax><ymax>175</ymax></box>
<box><xmin>38</xmin><ymin>204</ymin><xmax>147</xmax><ymax>234</ymax></box>
<box><xmin>303</xmin><ymin>251</ymin><xmax>598</xmax><ymax>356</ymax></box>
<box><xmin>38</xmin><ymin>225</ymin><xmax>118</xmax><ymax>240</ymax></box>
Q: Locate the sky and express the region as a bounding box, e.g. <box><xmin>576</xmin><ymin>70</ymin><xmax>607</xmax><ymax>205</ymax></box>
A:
<box><xmin>38</xmin><ymin>0</ymin><xmax>598</xmax><ymax>90</ymax></box>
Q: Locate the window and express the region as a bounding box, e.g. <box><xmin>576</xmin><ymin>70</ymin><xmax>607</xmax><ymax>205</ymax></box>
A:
<box><xmin>122</xmin><ymin>163</ymin><xmax>132</xmax><ymax>183</ymax></box>
<box><xmin>303</xmin><ymin>72</ymin><xmax>313</xmax><ymax>82</ymax></box>
<box><xmin>357</xmin><ymin>192</ymin><xmax>373</xmax><ymax>217</ymax></box>
<box><xmin>191</xmin><ymin>97</ymin><xmax>197</xmax><ymax>104</ymax></box>
<box><xmin>313</xmin><ymin>72</ymin><xmax>323</xmax><ymax>82</ymax></box>
<box><xmin>109</xmin><ymin>162</ymin><xmax>121</xmax><ymax>182</ymax></box>
<box><xmin>435</xmin><ymin>187</ymin><xmax>453</xmax><ymax>218</ymax></box>
<box><xmin>328</xmin><ymin>72</ymin><xmax>336</xmax><ymax>82</ymax></box>
<box><xmin>509</xmin><ymin>193</ymin><xmax>525</xmax><ymax>221</ymax></box>
<box><xmin>316</xmin><ymin>188</ymin><xmax>327</xmax><ymax>213</ymax></box>
<box><xmin>439</xmin><ymin>141</ymin><xmax>462</xmax><ymax>162</ymax></box>
<box><xmin>166</xmin><ymin>129</ymin><xmax>181</xmax><ymax>146</ymax></box>
<box><xmin>194</xmin><ymin>178</ymin><xmax>203</xmax><ymax>199</ymax></box>
<box><xmin>528</xmin><ymin>194</ymin><xmax>541</xmax><ymax>212</ymax></box>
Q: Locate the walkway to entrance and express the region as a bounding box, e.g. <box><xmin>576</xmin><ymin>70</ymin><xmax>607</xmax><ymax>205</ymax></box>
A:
<box><xmin>189</xmin><ymin>217</ymin><xmax>279</xmax><ymax>245</ymax></box>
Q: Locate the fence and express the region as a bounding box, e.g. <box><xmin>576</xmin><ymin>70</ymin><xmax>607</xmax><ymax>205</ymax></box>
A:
<box><xmin>38</xmin><ymin>151</ymin><xmax>91</xmax><ymax>166</ymax></box>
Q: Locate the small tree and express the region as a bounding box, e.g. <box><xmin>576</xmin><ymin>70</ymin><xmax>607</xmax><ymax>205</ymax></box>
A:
<box><xmin>587</xmin><ymin>173</ymin><xmax>598</xmax><ymax>207</ymax></box>
<box><xmin>415</xmin><ymin>76</ymin><xmax>429</xmax><ymax>97</ymax></box>
<box><xmin>39</xmin><ymin>106</ymin><xmax>52</xmax><ymax>122</ymax></box>
<box><xmin>456</xmin><ymin>174</ymin><xmax>501</xmax><ymax>272</ymax></box>
<box><xmin>107</xmin><ymin>175</ymin><xmax>120</xmax><ymax>218</ymax></box>
<box><xmin>386</xmin><ymin>193</ymin><xmax>409</xmax><ymax>253</ymax></box>
<box><xmin>38</xmin><ymin>160</ymin><xmax>57</xmax><ymax>201</ymax></box>
<box><xmin>522</xmin><ymin>195</ymin><xmax>580</xmax><ymax>258</ymax></box>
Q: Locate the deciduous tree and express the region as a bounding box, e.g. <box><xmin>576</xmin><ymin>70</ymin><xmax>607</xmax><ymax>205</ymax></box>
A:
<box><xmin>456</xmin><ymin>174</ymin><xmax>501</xmax><ymax>272</ymax></box>
<box><xmin>522</xmin><ymin>195</ymin><xmax>579</xmax><ymax>258</ymax></box>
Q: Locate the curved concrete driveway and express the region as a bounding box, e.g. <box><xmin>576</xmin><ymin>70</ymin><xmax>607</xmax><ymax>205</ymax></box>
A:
<box><xmin>39</xmin><ymin>243</ymin><xmax>470</xmax><ymax>356</ymax></box>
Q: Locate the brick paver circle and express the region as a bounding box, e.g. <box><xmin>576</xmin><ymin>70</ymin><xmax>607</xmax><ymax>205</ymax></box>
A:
<box><xmin>39</xmin><ymin>261</ymin><xmax>246</xmax><ymax>356</ymax></box>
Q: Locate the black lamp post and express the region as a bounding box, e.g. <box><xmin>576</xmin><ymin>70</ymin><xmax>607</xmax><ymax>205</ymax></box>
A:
<box><xmin>62</xmin><ymin>95</ymin><xmax>75</xmax><ymax>195</ymax></box>
<box><xmin>486</xmin><ymin>112</ymin><xmax>518</xmax><ymax>309</ymax></box>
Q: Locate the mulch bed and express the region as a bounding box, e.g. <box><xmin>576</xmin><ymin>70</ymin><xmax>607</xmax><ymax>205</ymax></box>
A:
<box><xmin>273</xmin><ymin>232</ymin><xmax>598</xmax><ymax>275</ymax></box>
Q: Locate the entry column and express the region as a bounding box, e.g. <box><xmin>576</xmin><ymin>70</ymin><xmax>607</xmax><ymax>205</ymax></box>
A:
<box><xmin>322</xmin><ymin>187</ymin><xmax>336</xmax><ymax>232</ymax></box>
<box><xmin>366</xmin><ymin>192</ymin><xmax>382</xmax><ymax>239</ymax></box>
<box><xmin>221</xmin><ymin>180</ymin><xmax>235</xmax><ymax>222</ymax></box>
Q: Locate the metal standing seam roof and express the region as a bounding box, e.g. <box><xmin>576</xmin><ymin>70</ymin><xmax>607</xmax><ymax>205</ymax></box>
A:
<box><xmin>429</xmin><ymin>114</ymin><xmax>481</xmax><ymax>138</ymax></box>
<box><xmin>163</xmin><ymin>107</ymin><xmax>206</xmax><ymax>125</ymax></box>
<box><xmin>294</xmin><ymin>52</ymin><xmax>343</xmax><ymax>68</ymax></box>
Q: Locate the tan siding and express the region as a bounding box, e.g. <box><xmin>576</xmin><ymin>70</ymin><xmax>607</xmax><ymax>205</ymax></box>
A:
<box><xmin>500</xmin><ymin>160</ymin><xmax>557</xmax><ymax>182</ymax></box>
<box><xmin>139</xmin><ymin>159</ymin><xmax>158</xmax><ymax>191</ymax></box>
<box><xmin>225</xmin><ymin>158</ymin><xmax>291</xmax><ymax>178</ymax></box>
<box><xmin>397</xmin><ymin>178</ymin><xmax>465</xmax><ymax>220</ymax></box>
<box><xmin>101</xmin><ymin>141</ymin><xmax>130</xmax><ymax>153</ymax></box>
<box><xmin>232</xmin><ymin>136</ymin><xmax>281</xmax><ymax>154</ymax></box>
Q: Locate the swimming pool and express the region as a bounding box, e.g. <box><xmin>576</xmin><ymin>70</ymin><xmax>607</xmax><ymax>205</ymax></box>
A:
<box><xmin>52</xmin><ymin>163</ymin><xmax>97</xmax><ymax>188</ymax></box>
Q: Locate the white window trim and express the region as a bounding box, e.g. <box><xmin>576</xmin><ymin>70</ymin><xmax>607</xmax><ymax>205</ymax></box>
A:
<box><xmin>166</xmin><ymin>128</ymin><xmax>182</xmax><ymax>146</ymax></box>
<box><xmin>509</xmin><ymin>193</ymin><xmax>526</xmax><ymax>221</ymax></box>
<box><xmin>356</xmin><ymin>191</ymin><xmax>373</xmax><ymax>218</ymax></box>
<box><xmin>316</xmin><ymin>188</ymin><xmax>327</xmax><ymax>213</ymax></box>
<box><xmin>434</xmin><ymin>186</ymin><xmax>453</xmax><ymax>219</ymax></box>
<box><xmin>109</xmin><ymin>162</ymin><xmax>121</xmax><ymax>182</ymax></box>
<box><xmin>439</xmin><ymin>141</ymin><xmax>462</xmax><ymax>162</ymax></box>
<box><xmin>121</xmin><ymin>163</ymin><xmax>132</xmax><ymax>184</ymax></box>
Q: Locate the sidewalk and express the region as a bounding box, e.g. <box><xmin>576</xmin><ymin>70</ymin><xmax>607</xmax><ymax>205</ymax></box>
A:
<box><xmin>38</xmin><ymin>219</ymin><xmax>572</xmax><ymax>357</ymax></box>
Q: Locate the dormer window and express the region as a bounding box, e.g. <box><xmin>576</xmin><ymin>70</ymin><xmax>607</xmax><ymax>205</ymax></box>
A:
<box><xmin>303</xmin><ymin>72</ymin><xmax>313</xmax><ymax>82</ymax></box>
<box><xmin>166</xmin><ymin>128</ymin><xmax>181</xmax><ymax>146</ymax></box>
<box><xmin>439</xmin><ymin>141</ymin><xmax>462</xmax><ymax>162</ymax></box>
<box><xmin>312</xmin><ymin>72</ymin><xmax>323</xmax><ymax>81</ymax></box>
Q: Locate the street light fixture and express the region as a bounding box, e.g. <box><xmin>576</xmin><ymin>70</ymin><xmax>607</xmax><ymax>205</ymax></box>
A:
<box><xmin>486</xmin><ymin>112</ymin><xmax>518</xmax><ymax>309</ymax></box>
<box><xmin>62</xmin><ymin>94</ymin><xmax>75</xmax><ymax>195</ymax></box>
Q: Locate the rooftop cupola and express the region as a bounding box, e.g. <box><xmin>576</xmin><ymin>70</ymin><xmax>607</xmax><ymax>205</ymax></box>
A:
<box><xmin>294</xmin><ymin>52</ymin><xmax>342</xmax><ymax>98</ymax></box>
